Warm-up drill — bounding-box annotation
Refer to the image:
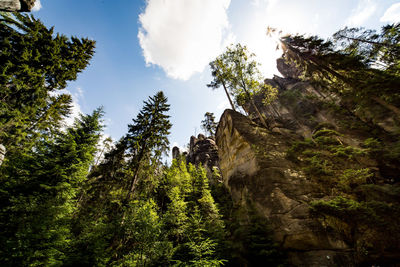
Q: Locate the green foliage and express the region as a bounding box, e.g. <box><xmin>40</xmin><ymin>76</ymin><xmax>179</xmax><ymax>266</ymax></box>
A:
<box><xmin>310</xmin><ymin>197</ymin><xmax>381</xmax><ymax>226</ymax></box>
<box><xmin>310</xmin><ymin>196</ymin><xmax>400</xmax><ymax>262</ymax></box>
<box><xmin>116</xmin><ymin>199</ymin><xmax>174</xmax><ymax>266</ymax></box>
<box><xmin>333</xmin><ymin>23</ymin><xmax>400</xmax><ymax>75</ymax></box>
<box><xmin>261</xmin><ymin>84</ymin><xmax>279</xmax><ymax>106</ymax></box>
<box><xmin>0</xmin><ymin>13</ymin><xmax>95</xmax><ymax>150</ymax></box>
<box><xmin>310</xmin><ymin>196</ymin><xmax>400</xmax><ymax>231</ymax></box>
<box><xmin>312</xmin><ymin>129</ymin><xmax>341</xmax><ymax>138</ymax></box>
<box><xmin>338</xmin><ymin>169</ymin><xmax>373</xmax><ymax>192</ymax></box>
<box><xmin>329</xmin><ymin>145</ymin><xmax>364</xmax><ymax>159</ymax></box>
<box><xmin>303</xmin><ymin>155</ymin><xmax>333</xmax><ymax>176</ymax></box>
<box><xmin>208</xmin><ymin>43</ymin><xmax>275</xmax><ymax>128</ymax></box>
<box><xmin>0</xmin><ymin>109</ymin><xmax>104</xmax><ymax>266</ymax></box>
<box><xmin>225</xmin><ymin>206</ymin><xmax>286</xmax><ymax>267</ymax></box>
<box><xmin>285</xmin><ymin>138</ymin><xmax>314</xmax><ymax>160</ymax></box>
<box><xmin>280</xmin><ymin>87</ymin><xmax>302</xmax><ymax>103</ymax></box>
<box><xmin>0</xmin><ymin>11</ymin><xmax>290</xmax><ymax>267</ymax></box>
<box><xmin>280</xmin><ymin>24</ymin><xmax>400</xmax><ymax>125</ymax></box>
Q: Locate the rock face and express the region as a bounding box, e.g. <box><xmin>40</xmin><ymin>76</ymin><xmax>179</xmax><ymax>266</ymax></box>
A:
<box><xmin>214</xmin><ymin>54</ymin><xmax>400</xmax><ymax>265</ymax></box>
<box><xmin>0</xmin><ymin>0</ymin><xmax>36</xmax><ymax>12</ymax></box>
<box><xmin>216</xmin><ymin>110</ymin><xmax>352</xmax><ymax>266</ymax></box>
<box><xmin>172</xmin><ymin>134</ymin><xmax>219</xmax><ymax>172</ymax></box>
<box><xmin>276</xmin><ymin>58</ymin><xmax>302</xmax><ymax>79</ymax></box>
<box><xmin>0</xmin><ymin>144</ymin><xmax>5</xmax><ymax>166</ymax></box>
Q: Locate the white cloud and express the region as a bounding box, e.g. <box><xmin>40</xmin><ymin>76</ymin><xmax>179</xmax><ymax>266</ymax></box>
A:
<box><xmin>346</xmin><ymin>0</ymin><xmax>377</xmax><ymax>26</ymax></box>
<box><xmin>380</xmin><ymin>3</ymin><xmax>400</xmax><ymax>23</ymax></box>
<box><xmin>32</xmin><ymin>0</ymin><xmax>42</xmax><ymax>12</ymax></box>
<box><xmin>58</xmin><ymin>87</ymin><xmax>84</xmax><ymax>127</ymax></box>
<box><xmin>138</xmin><ymin>0</ymin><xmax>232</xmax><ymax>80</ymax></box>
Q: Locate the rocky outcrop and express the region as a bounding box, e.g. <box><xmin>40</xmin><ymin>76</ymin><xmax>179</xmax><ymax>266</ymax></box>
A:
<box><xmin>214</xmin><ymin>54</ymin><xmax>400</xmax><ymax>265</ymax></box>
<box><xmin>0</xmin><ymin>144</ymin><xmax>5</xmax><ymax>166</ymax></box>
<box><xmin>276</xmin><ymin>58</ymin><xmax>302</xmax><ymax>79</ymax></box>
<box><xmin>216</xmin><ymin>110</ymin><xmax>353</xmax><ymax>266</ymax></box>
<box><xmin>172</xmin><ymin>134</ymin><xmax>219</xmax><ymax>172</ymax></box>
<box><xmin>0</xmin><ymin>0</ymin><xmax>36</xmax><ymax>12</ymax></box>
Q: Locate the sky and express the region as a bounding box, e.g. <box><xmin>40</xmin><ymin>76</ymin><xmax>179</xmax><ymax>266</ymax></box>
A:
<box><xmin>31</xmin><ymin>0</ymin><xmax>400</xmax><ymax>154</ymax></box>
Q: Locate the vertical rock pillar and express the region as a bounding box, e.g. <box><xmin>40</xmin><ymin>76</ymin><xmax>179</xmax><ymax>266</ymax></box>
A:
<box><xmin>0</xmin><ymin>144</ymin><xmax>5</xmax><ymax>166</ymax></box>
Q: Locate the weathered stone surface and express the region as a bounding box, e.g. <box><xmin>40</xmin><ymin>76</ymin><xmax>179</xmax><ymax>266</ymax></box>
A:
<box><xmin>0</xmin><ymin>144</ymin><xmax>5</xmax><ymax>166</ymax></box>
<box><xmin>276</xmin><ymin>57</ymin><xmax>302</xmax><ymax>79</ymax></box>
<box><xmin>172</xmin><ymin>146</ymin><xmax>180</xmax><ymax>160</ymax></box>
<box><xmin>186</xmin><ymin>134</ymin><xmax>219</xmax><ymax>171</ymax></box>
<box><xmin>0</xmin><ymin>0</ymin><xmax>36</xmax><ymax>12</ymax></box>
<box><xmin>216</xmin><ymin>109</ymin><xmax>353</xmax><ymax>266</ymax></box>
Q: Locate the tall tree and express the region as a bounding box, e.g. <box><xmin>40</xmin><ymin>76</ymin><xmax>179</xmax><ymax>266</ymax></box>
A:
<box><xmin>280</xmin><ymin>33</ymin><xmax>400</xmax><ymax>119</ymax></box>
<box><xmin>201</xmin><ymin>112</ymin><xmax>218</xmax><ymax>137</ymax></box>
<box><xmin>333</xmin><ymin>23</ymin><xmax>400</xmax><ymax>74</ymax></box>
<box><xmin>208</xmin><ymin>56</ymin><xmax>237</xmax><ymax>111</ymax></box>
<box><xmin>208</xmin><ymin>44</ymin><xmax>273</xmax><ymax>128</ymax></box>
<box><xmin>0</xmin><ymin>109</ymin><xmax>103</xmax><ymax>266</ymax></box>
<box><xmin>0</xmin><ymin>13</ymin><xmax>95</xmax><ymax>152</ymax></box>
<box><xmin>125</xmin><ymin>91</ymin><xmax>172</xmax><ymax>199</ymax></box>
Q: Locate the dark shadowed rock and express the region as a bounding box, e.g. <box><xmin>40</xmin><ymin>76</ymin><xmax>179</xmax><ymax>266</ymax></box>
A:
<box><xmin>0</xmin><ymin>0</ymin><xmax>36</xmax><ymax>12</ymax></box>
<box><xmin>186</xmin><ymin>135</ymin><xmax>219</xmax><ymax>171</ymax></box>
<box><xmin>216</xmin><ymin>109</ymin><xmax>352</xmax><ymax>266</ymax></box>
<box><xmin>172</xmin><ymin>146</ymin><xmax>180</xmax><ymax>160</ymax></box>
<box><xmin>276</xmin><ymin>57</ymin><xmax>302</xmax><ymax>79</ymax></box>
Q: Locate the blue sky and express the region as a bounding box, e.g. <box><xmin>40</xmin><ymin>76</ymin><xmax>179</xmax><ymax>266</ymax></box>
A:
<box><xmin>32</xmin><ymin>0</ymin><xmax>400</xmax><ymax>153</ymax></box>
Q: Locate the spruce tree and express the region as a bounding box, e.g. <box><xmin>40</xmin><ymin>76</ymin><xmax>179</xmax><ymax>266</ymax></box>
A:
<box><xmin>280</xmin><ymin>32</ymin><xmax>400</xmax><ymax>119</ymax></box>
<box><xmin>125</xmin><ymin>91</ymin><xmax>172</xmax><ymax>199</ymax></box>
<box><xmin>0</xmin><ymin>13</ymin><xmax>95</xmax><ymax>152</ymax></box>
<box><xmin>201</xmin><ymin>112</ymin><xmax>218</xmax><ymax>137</ymax></box>
<box><xmin>0</xmin><ymin>109</ymin><xmax>103</xmax><ymax>266</ymax></box>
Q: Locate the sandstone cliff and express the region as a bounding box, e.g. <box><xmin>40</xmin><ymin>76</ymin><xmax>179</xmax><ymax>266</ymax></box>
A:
<box><xmin>213</xmin><ymin>58</ymin><xmax>400</xmax><ymax>266</ymax></box>
<box><xmin>174</xmin><ymin>57</ymin><xmax>400</xmax><ymax>266</ymax></box>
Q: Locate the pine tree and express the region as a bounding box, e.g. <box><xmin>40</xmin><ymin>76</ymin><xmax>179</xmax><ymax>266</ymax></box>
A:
<box><xmin>125</xmin><ymin>91</ymin><xmax>172</xmax><ymax>199</ymax></box>
<box><xmin>333</xmin><ymin>23</ymin><xmax>400</xmax><ymax>74</ymax></box>
<box><xmin>280</xmin><ymin>32</ymin><xmax>400</xmax><ymax>119</ymax></box>
<box><xmin>68</xmin><ymin>92</ymin><xmax>172</xmax><ymax>265</ymax></box>
<box><xmin>201</xmin><ymin>112</ymin><xmax>218</xmax><ymax>137</ymax></box>
<box><xmin>0</xmin><ymin>109</ymin><xmax>103</xmax><ymax>266</ymax></box>
<box><xmin>0</xmin><ymin>13</ymin><xmax>95</xmax><ymax>152</ymax></box>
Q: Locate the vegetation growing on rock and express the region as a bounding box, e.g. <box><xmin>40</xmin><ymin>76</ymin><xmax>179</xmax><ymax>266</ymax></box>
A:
<box><xmin>1</xmin><ymin>11</ymin><xmax>400</xmax><ymax>267</ymax></box>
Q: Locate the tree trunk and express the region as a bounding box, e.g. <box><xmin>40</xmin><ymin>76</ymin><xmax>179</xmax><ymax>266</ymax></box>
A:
<box><xmin>221</xmin><ymin>80</ymin><xmax>236</xmax><ymax>111</ymax></box>
<box><xmin>239</xmin><ymin>77</ymin><xmax>269</xmax><ymax>129</ymax></box>
<box><xmin>0</xmin><ymin>0</ymin><xmax>35</xmax><ymax>12</ymax></box>
<box><xmin>336</xmin><ymin>34</ymin><xmax>395</xmax><ymax>49</ymax></box>
<box><xmin>250</xmin><ymin>97</ymin><xmax>269</xmax><ymax>129</ymax></box>
<box><xmin>371</xmin><ymin>96</ymin><xmax>400</xmax><ymax>118</ymax></box>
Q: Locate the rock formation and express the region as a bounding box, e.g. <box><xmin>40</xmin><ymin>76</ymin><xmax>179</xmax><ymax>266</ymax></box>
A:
<box><xmin>172</xmin><ymin>134</ymin><xmax>219</xmax><ymax>173</ymax></box>
<box><xmin>173</xmin><ymin>55</ymin><xmax>399</xmax><ymax>266</ymax></box>
<box><xmin>212</xmin><ymin>58</ymin><xmax>400</xmax><ymax>266</ymax></box>
<box><xmin>0</xmin><ymin>0</ymin><xmax>36</xmax><ymax>12</ymax></box>
<box><xmin>0</xmin><ymin>144</ymin><xmax>5</xmax><ymax>166</ymax></box>
<box><xmin>216</xmin><ymin>110</ymin><xmax>353</xmax><ymax>266</ymax></box>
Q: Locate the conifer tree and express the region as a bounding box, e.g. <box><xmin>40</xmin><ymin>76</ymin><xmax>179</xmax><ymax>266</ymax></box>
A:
<box><xmin>201</xmin><ymin>112</ymin><xmax>218</xmax><ymax>137</ymax></box>
<box><xmin>280</xmin><ymin>32</ymin><xmax>400</xmax><ymax>119</ymax></box>
<box><xmin>0</xmin><ymin>13</ymin><xmax>95</xmax><ymax>151</ymax></box>
<box><xmin>333</xmin><ymin>23</ymin><xmax>400</xmax><ymax>74</ymax></box>
<box><xmin>0</xmin><ymin>109</ymin><xmax>103</xmax><ymax>266</ymax></box>
<box><xmin>125</xmin><ymin>91</ymin><xmax>171</xmax><ymax>199</ymax></box>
